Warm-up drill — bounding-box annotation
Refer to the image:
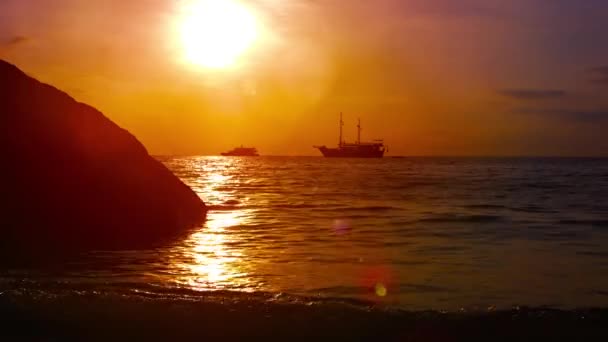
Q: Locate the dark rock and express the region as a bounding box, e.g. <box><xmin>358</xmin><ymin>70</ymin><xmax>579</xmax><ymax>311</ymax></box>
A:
<box><xmin>0</xmin><ymin>60</ymin><xmax>206</xmax><ymax>253</ymax></box>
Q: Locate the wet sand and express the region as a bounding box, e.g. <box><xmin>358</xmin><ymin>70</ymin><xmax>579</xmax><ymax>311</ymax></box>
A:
<box><xmin>2</xmin><ymin>290</ymin><xmax>607</xmax><ymax>341</ymax></box>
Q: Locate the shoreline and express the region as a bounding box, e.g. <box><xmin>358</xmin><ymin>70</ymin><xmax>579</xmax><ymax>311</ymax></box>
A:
<box><xmin>2</xmin><ymin>289</ymin><xmax>608</xmax><ymax>340</ymax></box>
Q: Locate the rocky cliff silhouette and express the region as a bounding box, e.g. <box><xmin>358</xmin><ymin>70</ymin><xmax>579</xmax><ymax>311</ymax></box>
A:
<box><xmin>0</xmin><ymin>60</ymin><xmax>206</xmax><ymax>254</ymax></box>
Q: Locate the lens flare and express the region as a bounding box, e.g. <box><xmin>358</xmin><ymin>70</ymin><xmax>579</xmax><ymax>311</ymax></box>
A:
<box><xmin>332</xmin><ymin>219</ymin><xmax>352</xmax><ymax>235</ymax></box>
<box><xmin>361</xmin><ymin>265</ymin><xmax>394</xmax><ymax>299</ymax></box>
<box><xmin>375</xmin><ymin>283</ymin><xmax>387</xmax><ymax>297</ymax></box>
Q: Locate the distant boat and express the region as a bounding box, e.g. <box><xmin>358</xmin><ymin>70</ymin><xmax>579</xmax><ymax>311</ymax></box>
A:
<box><xmin>221</xmin><ymin>146</ymin><xmax>259</xmax><ymax>156</ymax></box>
<box><xmin>314</xmin><ymin>113</ymin><xmax>387</xmax><ymax>158</ymax></box>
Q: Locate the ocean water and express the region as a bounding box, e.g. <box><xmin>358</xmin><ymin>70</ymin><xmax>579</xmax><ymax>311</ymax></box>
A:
<box><xmin>3</xmin><ymin>156</ymin><xmax>608</xmax><ymax>311</ymax></box>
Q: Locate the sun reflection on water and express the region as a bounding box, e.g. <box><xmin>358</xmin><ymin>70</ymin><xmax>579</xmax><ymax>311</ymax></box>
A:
<box><xmin>169</xmin><ymin>157</ymin><xmax>256</xmax><ymax>291</ymax></box>
<box><xmin>181</xmin><ymin>211</ymin><xmax>248</xmax><ymax>289</ymax></box>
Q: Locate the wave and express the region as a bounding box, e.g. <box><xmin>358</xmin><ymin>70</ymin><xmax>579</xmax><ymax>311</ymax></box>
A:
<box><xmin>559</xmin><ymin>219</ymin><xmax>608</xmax><ymax>228</ymax></box>
<box><xmin>381</xmin><ymin>241</ymin><xmax>413</xmax><ymax>247</ymax></box>
<box><xmin>208</xmin><ymin>203</ymin><xmax>324</xmax><ymax>211</ymax></box>
<box><xmin>418</xmin><ymin>214</ymin><xmax>504</xmax><ymax>223</ymax></box>
<box><xmin>3</xmin><ymin>286</ymin><xmax>608</xmax><ymax>340</ymax></box>
<box><xmin>463</xmin><ymin>204</ymin><xmax>506</xmax><ymax>209</ymax></box>
<box><xmin>511</xmin><ymin>206</ymin><xmax>558</xmax><ymax>213</ymax></box>
<box><xmin>271</xmin><ymin>203</ymin><xmax>320</xmax><ymax>209</ymax></box>
<box><xmin>391</xmin><ymin>181</ymin><xmax>442</xmax><ymax>189</ymax></box>
<box><xmin>414</xmin><ymin>245</ymin><xmax>471</xmax><ymax>254</ymax></box>
<box><xmin>522</xmin><ymin>182</ymin><xmax>564</xmax><ymax>190</ymax></box>
<box><xmin>206</xmin><ymin>204</ymin><xmax>243</xmax><ymax>211</ymax></box>
<box><xmin>307</xmin><ymin>285</ymin><xmax>372</xmax><ymax>295</ymax></box>
<box><xmin>307</xmin><ymin>283</ymin><xmax>447</xmax><ymax>296</ymax></box>
<box><xmin>542</xmin><ymin>231</ymin><xmax>585</xmax><ymax>239</ymax></box>
<box><xmin>400</xmin><ymin>283</ymin><xmax>449</xmax><ymax>293</ymax></box>
<box><xmin>576</xmin><ymin>251</ymin><xmax>608</xmax><ymax>257</ymax></box>
<box><xmin>315</xmin><ymin>205</ymin><xmax>399</xmax><ymax>213</ymax></box>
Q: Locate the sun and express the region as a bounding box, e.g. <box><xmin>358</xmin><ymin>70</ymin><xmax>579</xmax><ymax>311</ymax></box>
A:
<box><xmin>178</xmin><ymin>0</ymin><xmax>259</xmax><ymax>69</ymax></box>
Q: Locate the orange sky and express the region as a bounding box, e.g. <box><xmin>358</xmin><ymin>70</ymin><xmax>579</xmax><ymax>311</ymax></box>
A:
<box><xmin>1</xmin><ymin>0</ymin><xmax>608</xmax><ymax>156</ymax></box>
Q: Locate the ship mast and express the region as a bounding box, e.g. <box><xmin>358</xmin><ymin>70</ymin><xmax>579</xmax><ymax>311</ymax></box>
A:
<box><xmin>339</xmin><ymin>112</ymin><xmax>344</xmax><ymax>146</ymax></box>
<box><xmin>357</xmin><ymin>118</ymin><xmax>361</xmax><ymax>144</ymax></box>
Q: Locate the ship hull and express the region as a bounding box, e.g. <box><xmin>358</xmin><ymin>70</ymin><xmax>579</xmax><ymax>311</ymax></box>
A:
<box><xmin>221</xmin><ymin>153</ymin><xmax>259</xmax><ymax>156</ymax></box>
<box><xmin>221</xmin><ymin>146</ymin><xmax>259</xmax><ymax>156</ymax></box>
<box><xmin>317</xmin><ymin>146</ymin><xmax>384</xmax><ymax>158</ymax></box>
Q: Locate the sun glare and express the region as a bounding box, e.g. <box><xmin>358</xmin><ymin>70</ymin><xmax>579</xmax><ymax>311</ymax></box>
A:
<box><xmin>179</xmin><ymin>0</ymin><xmax>259</xmax><ymax>69</ymax></box>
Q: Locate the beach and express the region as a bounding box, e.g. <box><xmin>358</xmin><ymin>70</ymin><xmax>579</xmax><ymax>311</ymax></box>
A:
<box><xmin>2</xmin><ymin>0</ymin><xmax>608</xmax><ymax>338</ymax></box>
<box><xmin>2</xmin><ymin>288</ymin><xmax>608</xmax><ymax>340</ymax></box>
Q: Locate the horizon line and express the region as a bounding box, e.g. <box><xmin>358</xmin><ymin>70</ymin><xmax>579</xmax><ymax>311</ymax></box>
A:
<box><xmin>153</xmin><ymin>154</ymin><xmax>608</xmax><ymax>158</ymax></box>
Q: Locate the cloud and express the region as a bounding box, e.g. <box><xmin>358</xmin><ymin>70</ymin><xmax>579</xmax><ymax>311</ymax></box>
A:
<box><xmin>517</xmin><ymin>108</ymin><xmax>608</xmax><ymax>123</ymax></box>
<box><xmin>391</xmin><ymin>0</ymin><xmax>503</xmax><ymax>19</ymax></box>
<box><xmin>5</xmin><ymin>36</ymin><xmax>29</xmax><ymax>46</ymax></box>
<box><xmin>499</xmin><ymin>89</ymin><xmax>566</xmax><ymax>100</ymax></box>
<box><xmin>588</xmin><ymin>66</ymin><xmax>608</xmax><ymax>86</ymax></box>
